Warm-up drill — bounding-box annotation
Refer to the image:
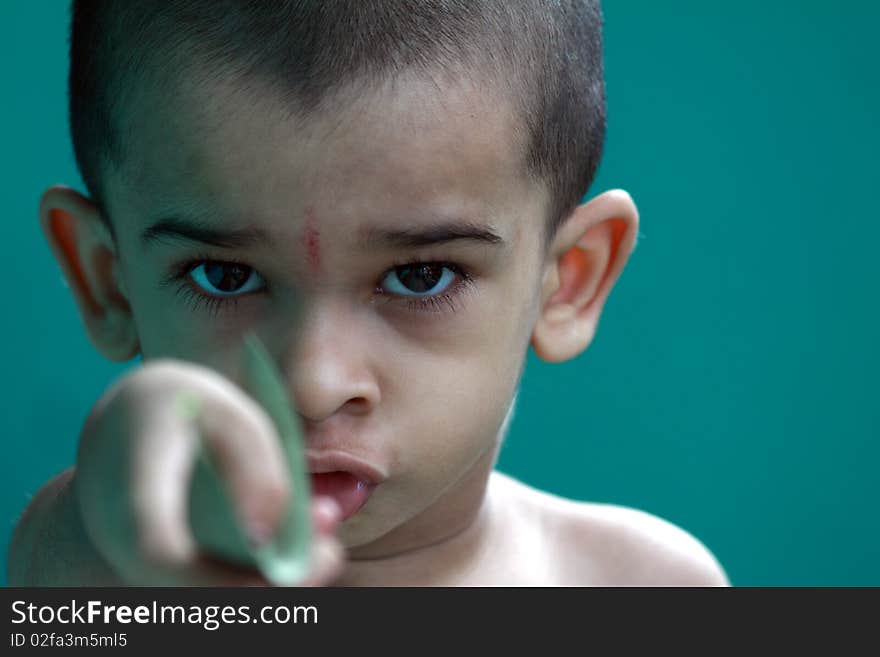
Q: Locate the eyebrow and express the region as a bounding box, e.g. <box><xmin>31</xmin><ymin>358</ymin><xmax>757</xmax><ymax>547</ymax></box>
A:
<box><xmin>141</xmin><ymin>216</ymin><xmax>272</xmax><ymax>249</ymax></box>
<box><xmin>141</xmin><ymin>215</ymin><xmax>505</xmax><ymax>251</ymax></box>
<box><xmin>358</xmin><ymin>220</ymin><xmax>505</xmax><ymax>249</ymax></box>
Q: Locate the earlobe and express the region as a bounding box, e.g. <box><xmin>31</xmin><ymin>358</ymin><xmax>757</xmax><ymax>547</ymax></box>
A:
<box><xmin>39</xmin><ymin>185</ymin><xmax>140</xmax><ymax>362</ymax></box>
<box><xmin>531</xmin><ymin>189</ymin><xmax>639</xmax><ymax>363</ymax></box>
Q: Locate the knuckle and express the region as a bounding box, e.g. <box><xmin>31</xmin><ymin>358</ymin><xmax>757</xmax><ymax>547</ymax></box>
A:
<box><xmin>128</xmin><ymin>358</ymin><xmax>221</xmax><ymax>400</ymax></box>
<box><xmin>129</xmin><ymin>358</ymin><xmax>188</xmax><ymax>387</ymax></box>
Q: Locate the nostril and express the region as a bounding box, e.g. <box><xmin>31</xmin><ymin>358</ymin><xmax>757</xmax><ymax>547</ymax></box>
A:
<box><xmin>344</xmin><ymin>397</ymin><xmax>371</xmax><ymax>413</ymax></box>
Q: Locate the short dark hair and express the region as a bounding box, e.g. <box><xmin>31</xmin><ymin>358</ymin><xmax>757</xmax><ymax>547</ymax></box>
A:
<box><xmin>68</xmin><ymin>0</ymin><xmax>605</xmax><ymax>246</ymax></box>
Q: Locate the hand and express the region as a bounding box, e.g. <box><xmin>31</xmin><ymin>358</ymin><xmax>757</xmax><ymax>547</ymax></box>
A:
<box><xmin>73</xmin><ymin>358</ymin><xmax>344</xmax><ymax>586</ymax></box>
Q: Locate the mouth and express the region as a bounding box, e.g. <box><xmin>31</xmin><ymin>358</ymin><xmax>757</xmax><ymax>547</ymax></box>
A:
<box><xmin>306</xmin><ymin>451</ymin><xmax>386</xmax><ymax>521</ymax></box>
<box><xmin>310</xmin><ymin>472</ymin><xmax>374</xmax><ymax>521</ymax></box>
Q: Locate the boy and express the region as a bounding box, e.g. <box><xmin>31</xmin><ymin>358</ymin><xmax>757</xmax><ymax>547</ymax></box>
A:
<box><xmin>8</xmin><ymin>0</ymin><xmax>728</xmax><ymax>586</ymax></box>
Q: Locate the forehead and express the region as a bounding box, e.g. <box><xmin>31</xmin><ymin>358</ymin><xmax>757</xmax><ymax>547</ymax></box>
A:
<box><xmin>112</xmin><ymin>68</ymin><xmax>543</xmax><ymax>245</ymax></box>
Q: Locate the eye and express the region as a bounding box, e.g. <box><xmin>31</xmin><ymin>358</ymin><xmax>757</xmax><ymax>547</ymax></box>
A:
<box><xmin>380</xmin><ymin>263</ymin><xmax>456</xmax><ymax>297</ymax></box>
<box><xmin>188</xmin><ymin>260</ymin><xmax>265</xmax><ymax>296</ymax></box>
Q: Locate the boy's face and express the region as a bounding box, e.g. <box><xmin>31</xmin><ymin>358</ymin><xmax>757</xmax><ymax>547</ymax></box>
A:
<box><xmin>102</xmin><ymin>70</ymin><xmax>551</xmax><ymax>554</ymax></box>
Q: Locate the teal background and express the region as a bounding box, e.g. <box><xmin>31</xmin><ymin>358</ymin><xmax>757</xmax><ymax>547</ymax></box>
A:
<box><xmin>3</xmin><ymin>2</ymin><xmax>878</xmax><ymax>585</ymax></box>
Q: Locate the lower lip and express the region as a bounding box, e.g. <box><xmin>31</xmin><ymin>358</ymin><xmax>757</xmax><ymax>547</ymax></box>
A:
<box><xmin>310</xmin><ymin>472</ymin><xmax>375</xmax><ymax>521</ymax></box>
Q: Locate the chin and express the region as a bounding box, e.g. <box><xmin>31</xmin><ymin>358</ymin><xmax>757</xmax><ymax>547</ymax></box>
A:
<box><xmin>337</xmin><ymin>498</ymin><xmax>432</xmax><ymax>557</ymax></box>
<box><xmin>336</xmin><ymin>506</ymin><xmax>397</xmax><ymax>550</ymax></box>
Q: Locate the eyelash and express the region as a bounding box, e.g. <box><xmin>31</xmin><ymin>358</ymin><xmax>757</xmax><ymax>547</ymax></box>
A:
<box><xmin>164</xmin><ymin>252</ymin><xmax>476</xmax><ymax>317</ymax></box>
<box><xmin>163</xmin><ymin>254</ymin><xmax>251</xmax><ymax>318</ymax></box>
<box><xmin>379</xmin><ymin>255</ymin><xmax>476</xmax><ymax>314</ymax></box>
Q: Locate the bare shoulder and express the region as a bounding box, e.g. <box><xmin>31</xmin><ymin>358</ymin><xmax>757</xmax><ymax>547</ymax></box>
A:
<box><xmin>490</xmin><ymin>471</ymin><xmax>730</xmax><ymax>586</ymax></box>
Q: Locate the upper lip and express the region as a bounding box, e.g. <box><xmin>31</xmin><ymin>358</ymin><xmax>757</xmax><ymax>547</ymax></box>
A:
<box><xmin>305</xmin><ymin>449</ymin><xmax>388</xmax><ymax>486</ymax></box>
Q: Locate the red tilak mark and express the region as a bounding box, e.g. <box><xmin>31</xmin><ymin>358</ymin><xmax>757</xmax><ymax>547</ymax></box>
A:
<box><xmin>302</xmin><ymin>209</ymin><xmax>321</xmax><ymax>274</ymax></box>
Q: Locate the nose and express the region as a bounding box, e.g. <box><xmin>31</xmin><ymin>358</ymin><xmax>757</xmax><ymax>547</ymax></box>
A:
<box><xmin>283</xmin><ymin>299</ymin><xmax>381</xmax><ymax>424</ymax></box>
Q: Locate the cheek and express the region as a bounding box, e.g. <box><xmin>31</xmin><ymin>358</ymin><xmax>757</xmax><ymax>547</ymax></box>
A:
<box><xmin>390</xmin><ymin>343</ymin><xmax>522</xmax><ymax>482</ymax></box>
<box><xmin>378</xmin><ymin>274</ymin><xmax>535</xmax><ymax>474</ymax></box>
<box><xmin>128</xmin><ymin>276</ymin><xmax>248</xmax><ymax>371</ymax></box>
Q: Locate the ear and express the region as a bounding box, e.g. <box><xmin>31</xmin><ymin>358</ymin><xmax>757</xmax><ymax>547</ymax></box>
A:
<box><xmin>39</xmin><ymin>185</ymin><xmax>140</xmax><ymax>362</ymax></box>
<box><xmin>531</xmin><ymin>189</ymin><xmax>639</xmax><ymax>363</ymax></box>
